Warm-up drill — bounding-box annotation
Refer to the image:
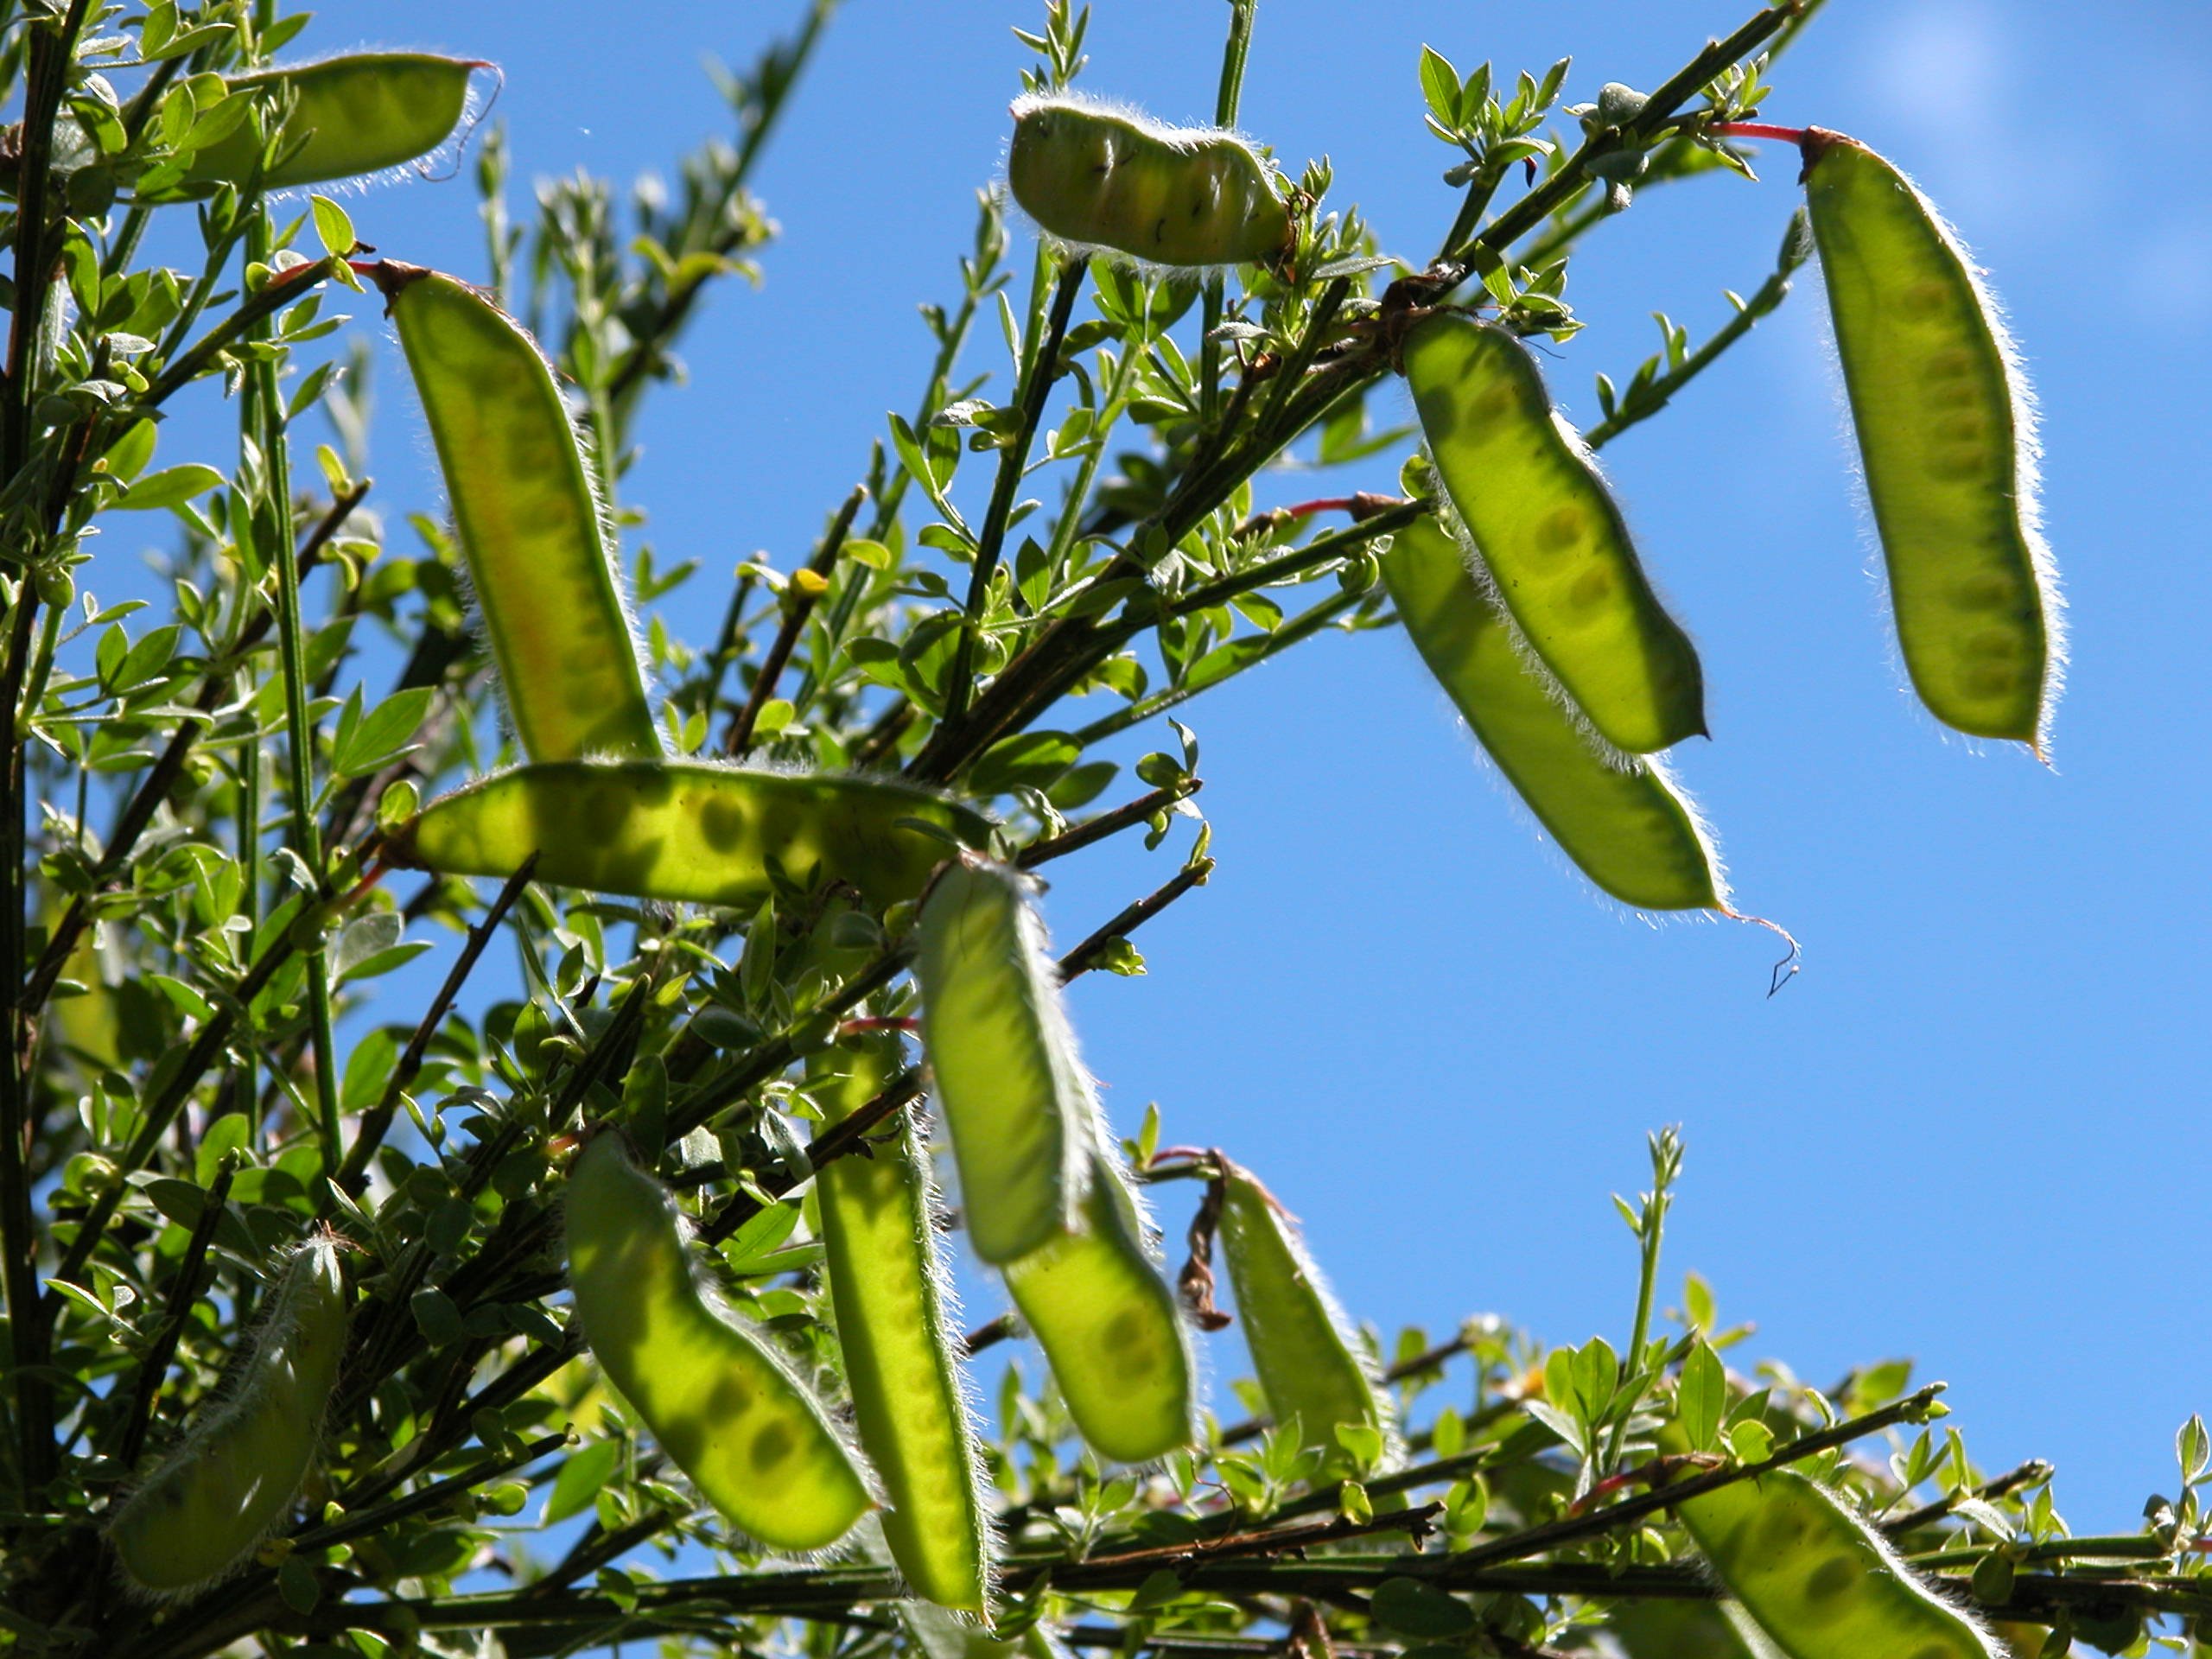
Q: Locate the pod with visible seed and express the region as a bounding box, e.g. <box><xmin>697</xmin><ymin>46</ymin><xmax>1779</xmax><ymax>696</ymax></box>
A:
<box><xmin>913</xmin><ymin>858</ymin><xmax>1092</xmax><ymax>1265</ymax></box>
<box><xmin>1380</xmin><ymin>514</ymin><xmax>1724</xmax><ymax>910</ymax></box>
<box><xmin>566</xmin><ymin>1134</ymin><xmax>871</xmax><ymax>1554</ymax></box>
<box><xmin>1007</xmin><ymin>92</ymin><xmax>1292</xmax><ymax>268</ymax></box>
<box><xmin>1675</xmin><ymin>1467</ymin><xmax>2000</xmax><ymax>1659</ymax></box>
<box><xmin>1216</xmin><ymin>1158</ymin><xmax>1394</xmax><ymax>1473</ymax></box>
<box><xmin>1403</xmin><ymin>315</ymin><xmax>1706</xmax><ymax>754</ymax></box>
<box><xmin>1004</xmin><ymin>1148</ymin><xmax>1194</xmax><ymax>1465</ymax></box>
<box><xmin>180</xmin><ymin>54</ymin><xmax>483</xmax><ymax>190</ymax></box>
<box><xmin>381</xmin><ymin>759</ymin><xmax>988</xmax><ymax>908</ymax></box>
<box><xmin>1800</xmin><ymin>129</ymin><xmax>2061</xmax><ymax>751</ymax></box>
<box><xmin>107</xmin><ymin>1236</ymin><xmax>346</xmax><ymax>1597</ymax></box>
<box><xmin>372</xmin><ymin>262</ymin><xmax>660</xmax><ymax>762</ymax></box>
<box><xmin>810</xmin><ymin>1034</ymin><xmax>992</xmax><ymax>1614</ymax></box>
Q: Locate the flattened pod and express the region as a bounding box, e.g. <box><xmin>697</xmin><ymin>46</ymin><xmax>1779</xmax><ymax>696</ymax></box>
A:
<box><xmin>180</xmin><ymin>54</ymin><xmax>481</xmax><ymax>189</ymax></box>
<box><xmin>1801</xmin><ymin>130</ymin><xmax>2060</xmax><ymax>749</ymax></box>
<box><xmin>914</xmin><ymin>859</ymin><xmax>1092</xmax><ymax>1265</ymax></box>
<box><xmin>1004</xmin><ymin>1151</ymin><xmax>1194</xmax><ymax>1465</ymax></box>
<box><xmin>382</xmin><ymin>760</ymin><xmax>989</xmax><ymax>908</ymax></box>
<box><xmin>1007</xmin><ymin>92</ymin><xmax>1291</xmax><ymax>267</ymax></box>
<box><xmin>1216</xmin><ymin>1160</ymin><xmax>1393</xmax><ymax>1473</ymax></box>
<box><xmin>1675</xmin><ymin>1467</ymin><xmax>2000</xmax><ymax>1659</ymax></box>
<box><xmin>1403</xmin><ymin>315</ymin><xmax>1707</xmax><ymax>754</ymax></box>
<box><xmin>810</xmin><ymin>1036</ymin><xmax>992</xmax><ymax>1614</ymax></box>
<box><xmin>566</xmin><ymin>1135</ymin><xmax>871</xmax><ymax>1553</ymax></box>
<box><xmin>373</xmin><ymin>263</ymin><xmax>661</xmax><ymax>762</ymax></box>
<box><xmin>1381</xmin><ymin>515</ymin><xmax>1724</xmax><ymax>910</ymax></box>
<box><xmin>108</xmin><ymin>1236</ymin><xmax>346</xmax><ymax>1595</ymax></box>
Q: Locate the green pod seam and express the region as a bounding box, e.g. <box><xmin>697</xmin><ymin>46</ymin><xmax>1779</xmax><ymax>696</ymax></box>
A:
<box><xmin>382</xmin><ymin>759</ymin><xmax>989</xmax><ymax>908</ymax></box>
<box><xmin>180</xmin><ymin>54</ymin><xmax>482</xmax><ymax>189</ymax></box>
<box><xmin>566</xmin><ymin>1134</ymin><xmax>872</xmax><ymax>1554</ymax></box>
<box><xmin>1003</xmin><ymin>1147</ymin><xmax>1194</xmax><ymax>1465</ymax></box>
<box><xmin>1676</xmin><ymin>1467</ymin><xmax>2000</xmax><ymax>1659</ymax></box>
<box><xmin>1801</xmin><ymin>130</ymin><xmax>2062</xmax><ymax>751</ymax></box>
<box><xmin>1007</xmin><ymin>92</ymin><xmax>1292</xmax><ymax>268</ymax></box>
<box><xmin>1380</xmin><ymin>514</ymin><xmax>1725</xmax><ymax>911</ymax></box>
<box><xmin>375</xmin><ymin>262</ymin><xmax>661</xmax><ymax>762</ymax></box>
<box><xmin>108</xmin><ymin>1236</ymin><xmax>346</xmax><ymax>1597</ymax></box>
<box><xmin>810</xmin><ymin>1035</ymin><xmax>993</xmax><ymax>1615</ymax></box>
<box><xmin>1215</xmin><ymin>1159</ymin><xmax>1395</xmax><ymax>1475</ymax></box>
<box><xmin>1403</xmin><ymin>315</ymin><xmax>1707</xmax><ymax>754</ymax></box>
<box><xmin>913</xmin><ymin>858</ymin><xmax>1094</xmax><ymax>1265</ymax></box>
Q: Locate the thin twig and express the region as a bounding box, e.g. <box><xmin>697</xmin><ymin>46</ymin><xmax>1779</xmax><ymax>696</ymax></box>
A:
<box><xmin>1018</xmin><ymin>779</ymin><xmax>1201</xmax><ymax>868</ymax></box>
<box><xmin>724</xmin><ymin>482</ymin><xmax>866</xmax><ymax>755</ymax></box>
<box><xmin>1058</xmin><ymin>859</ymin><xmax>1215</xmax><ymax>984</ymax></box>
<box><xmin>335</xmin><ymin>856</ymin><xmax>537</xmax><ymax>1194</ymax></box>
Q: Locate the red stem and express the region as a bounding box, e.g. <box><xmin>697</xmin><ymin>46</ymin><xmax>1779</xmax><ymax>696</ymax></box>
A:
<box><xmin>1708</xmin><ymin>121</ymin><xmax>1808</xmax><ymax>144</ymax></box>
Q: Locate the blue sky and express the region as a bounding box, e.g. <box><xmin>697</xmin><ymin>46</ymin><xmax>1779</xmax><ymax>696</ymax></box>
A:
<box><xmin>129</xmin><ymin>0</ymin><xmax>2212</xmax><ymax>1531</ymax></box>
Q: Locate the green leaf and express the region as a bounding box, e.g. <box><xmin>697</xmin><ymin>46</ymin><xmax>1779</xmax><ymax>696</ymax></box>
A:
<box><xmin>969</xmin><ymin>730</ymin><xmax>1080</xmax><ymax>796</ymax></box>
<box><xmin>113</xmin><ymin>464</ymin><xmax>223</xmax><ymax>512</ymax></box>
<box><xmin>1679</xmin><ymin>1340</ymin><xmax>1725</xmax><ymax>1453</ymax></box>
<box><xmin>310</xmin><ymin>194</ymin><xmax>355</xmax><ymax>259</ymax></box>
<box><xmin>330</xmin><ymin>687</ymin><xmax>434</xmax><ymax>779</ymax></box>
<box><xmin>543</xmin><ymin>1436</ymin><xmax>622</xmax><ymax>1525</ymax></box>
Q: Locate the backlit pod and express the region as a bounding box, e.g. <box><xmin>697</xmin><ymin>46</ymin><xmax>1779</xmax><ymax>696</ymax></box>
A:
<box><xmin>1402</xmin><ymin>315</ymin><xmax>1707</xmax><ymax>754</ymax></box>
<box><xmin>374</xmin><ymin>262</ymin><xmax>661</xmax><ymax>762</ymax></box>
<box><xmin>382</xmin><ymin>760</ymin><xmax>990</xmax><ymax>908</ymax></box>
<box><xmin>108</xmin><ymin>1236</ymin><xmax>346</xmax><ymax>1596</ymax></box>
<box><xmin>1675</xmin><ymin>1467</ymin><xmax>2000</xmax><ymax>1659</ymax></box>
<box><xmin>181</xmin><ymin>54</ymin><xmax>482</xmax><ymax>189</ymax></box>
<box><xmin>566</xmin><ymin>1134</ymin><xmax>871</xmax><ymax>1554</ymax></box>
<box><xmin>1003</xmin><ymin>1149</ymin><xmax>1195</xmax><ymax>1465</ymax></box>
<box><xmin>1215</xmin><ymin>1159</ymin><xmax>1394</xmax><ymax>1474</ymax></box>
<box><xmin>913</xmin><ymin>858</ymin><xmax>1094</xmax><ymax>1265</ymax></box>
<box><xmin>1380</xmin><ymin>515</ymin><xmax>1725</xmax><ymax>910</ymax></box>
<box><xmin>1007</xmin><ymin>93</ymin><xmax>1292</xmax><ymax>268</ymax></box>
<box><xmin>810</xmin><ymin>1035</ymin><xmax>992</xmax><ymax>1614</ymax></box>
<box><xmin>1801</xmin><ymin>130</ymin><xmax>2061</xmax><ymax>750</ymax></box>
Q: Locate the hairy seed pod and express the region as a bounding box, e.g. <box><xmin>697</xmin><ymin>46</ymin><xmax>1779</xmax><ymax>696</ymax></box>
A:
<box><xmin>566</xmin><ymin>1134</ymin><xmax>871</xmax><ymax>1554</ymax></box>
<box><xmin>1004</xmin><ymin>1149</ymin><xmax>1195</xmax><ymax>1465</ymax></box>
<box><xmin>1403</xmin><ymin>315</ymin><xmax>1706</xmax><ymax>754</ymax></box>
<box><xmin>1216</xmin><ymin>1159</ymin><xmax>1395</xmax><ymax>1473</ymax></box>
<box><xmin>1007</xmin><ymin>92</ymin><xmax>1292</xmax><ymax>268</ymax></box>
<box><xmin>810</xmin><ymin>1035</ymin><xmax>993</xmax><ymax>1614</ymax></box>
<box><xmin>373</xmin><ymin>262</ymin><xmax>661</xmax><ymax>762</ymax></box>
<box><xmin>1380</xmin><ymin>514</ymin><xmax>1724</xmax><ymax>909</ymax></box>
<box><xmin>181</xmin><ymin>54</ymin><xmax>483</xmax><ymax>189</ymax></box>
<box><xmin>913</xmin><ymin>859</ymin><xmax>1096</xmax><ymax>1265</ymax></box>
<box><xmin>382</xmin><ymin>760</ymin><xmax>988</xmax><ymax>907</ymax></box>
<box><xmin>1800</xmin><ymin>130</ymin><xmax>2062</xmax><ymax>751</ymax></box>
<box><xmin>107</xmin><ymin>1236</ymin><xmax>346</xmax><ymax>1597</ymax></box>
<box><xmin>1676</xmin><ymin>1467</ymin><xmax>2001</xmax><ymax>1659</ymax></box>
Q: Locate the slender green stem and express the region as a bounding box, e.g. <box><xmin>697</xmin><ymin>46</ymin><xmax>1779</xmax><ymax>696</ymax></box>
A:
<box><xmin>1018</xmin><ymin>777</ymin><xmax>1202</xmax><ymax>868</ymax></box>
<box><xmin>724</xmin><ymin>482</ymin><xmax>866</xmax><ymax>754</ymax></box>
<box><xmin>1582</xmin><ymin>211</ymin><xmax>1806</xmax><ymax>448</ymax></box>
<box><xmin>940</xmin><ymin>254</ymin><xmax>1088</xmax><ymax>728</ymax></box>
<box><xmin>1198</xmin><ymin>0</ymin><xmax>1258</xmax><ymax>430</ymax></box>
<box><xmin>111</xmin><ymin>1154</ymin><xmax>238</xmax><ymax>1469</ymax></box>
<box><xmin>245</xmin><ymin>219</ymin><xmax>340</xmax><ymax>1172</ymax></box>
<box><xmin>1072</xmin><ymin>587</ymin><xmax>1363</xmax><ymax>748</ymax></box>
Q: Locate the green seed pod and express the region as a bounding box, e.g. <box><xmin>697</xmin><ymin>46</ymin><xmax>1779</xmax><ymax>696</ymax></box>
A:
<box><xmin>181</xmin><ymin>54</ymin><xmax>483</xmax><ymax>189</ymax></box>
<box><xmin>913</xmin><ymin>859</ymin><xmax>1094</xmax><ymax>1266</ymax></box>
<box><xmin>1007</xmin><ymin>92</ymin><xmax>1292</xmax><ymax>268</ymax></box>
<box><xmin>566</xmin><ymin>1134</ymin><xmax>872</xmax><ymax>1554</ymax></box>
<box><xmin>381</xmin><ymin>759</ymin><xmax>989</xmax><ymax>908</ymax></box>
<box><xmin>1003</xmin><ymin>1149</ymin><xmax>1194</xmax><ymax>1465</ymax></box>
<box><xmin>108</xmin><ymin>1236</ymin><xmax>346</xmax><ymax>1597</ymax></box>
<box><xmin>373</xmin><ymin>262</ymin><xmax>660</xmax><ymax>762</ymax></box>
<box><xmin>810</xmin><ymin>1035</ymin><xmax>993</xmax><ymax>1614</ymax></box>
<box><xmin>1215</xmin><ymin>1159</ymin><xmax>1395</xmax><ymax>1474</ymax></box>
<box><xmin>1676</xmin><ymin>1467</ymin><xmax>2001</xmax><ymax>1659</ymax></box>
<box><xmin>1402</xmin><ymin>315</ymin><xmax>1706</xmax><ymax>754</ymax></box>
<box><xmin>1379</xmin><ymin>515</ymin><xmax>1724</xmax><ymax>910</ymax></box>
<box><xmin>1800</xmin><ymin>130</ymin><xmax>2062</xmax><ymax>751</ymax></box>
